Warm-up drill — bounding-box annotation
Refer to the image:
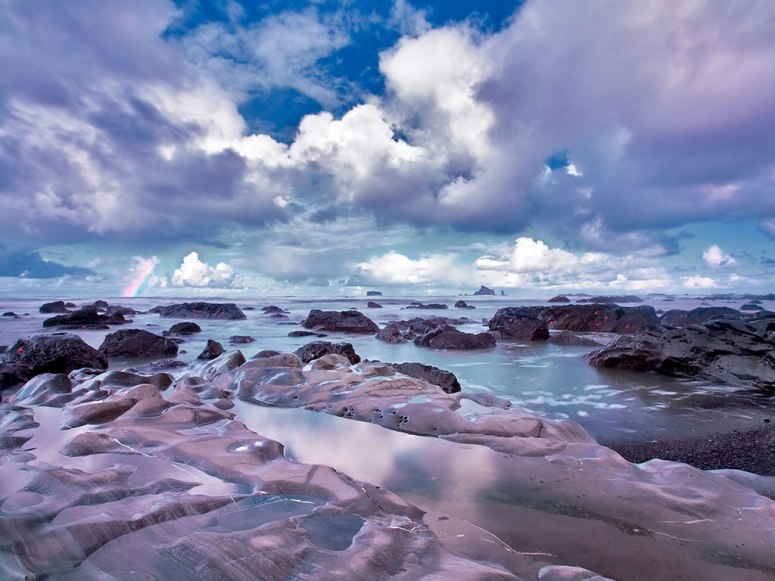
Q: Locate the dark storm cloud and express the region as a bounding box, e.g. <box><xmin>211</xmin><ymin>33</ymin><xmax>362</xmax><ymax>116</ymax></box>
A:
<box><xmin>0</xmin><ymin>251</ymin><xmax>93</xmax><ymax>278</ymax></box>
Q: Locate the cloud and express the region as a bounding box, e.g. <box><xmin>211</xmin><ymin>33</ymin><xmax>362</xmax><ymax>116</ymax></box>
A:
<box><xmin>171</xmin><ymin>252</ymin><xmax>235</xmax><ymax>287</ymax></box>
<box><xmin>0</xmin><ymin>251</ymin><xmax>93</xmax><ymax>279</ymax></box>
<box><xmin>702</xmin><ymin>244</ymin><xmax>737</xmax><ymax>268</ymax></box>
<box><xmin>682</xmin><ymin>275</ymin><xmax>717</xmax><ymax>289</ymax></box>
<box><xmin>355</xmin><ymin>251</ymin><xmax>467</xmax><ymax>285</ymax></box>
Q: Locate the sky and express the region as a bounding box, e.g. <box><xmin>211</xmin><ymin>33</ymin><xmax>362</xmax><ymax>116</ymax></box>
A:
<box><xmin>1</xmin><ymin>0</ymin><xmax>775</xmax><ymax>298</ymax></box>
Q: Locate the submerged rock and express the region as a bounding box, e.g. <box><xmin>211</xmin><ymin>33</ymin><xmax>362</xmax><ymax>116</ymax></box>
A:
<box><xmin>229</xmin><ymin>335</ymin><xmax>255</xmax><ymax>344</ymax></box>
<box><xmin>2</xmin><ymin>333</ymin><xmax>107</xmax><ymax>378</ymax></box>
<box><xmin>294</xmin><ymin>341</ymin><xmax>361</xmax><ymax>365</ymax></box>
<box><xmin>99</xmin><ymin>329</ymin><xmax>179</xmax><ymax>358</ymax></box>
<box><xmin>589</xmin><ymin>319</ymin><xmax>775</xmax><ymax>389</ymax></box>
<box><xmin>366</xmin><ymin>301</ymin><xmax>383</xmax><ymax>308</ymax></box>
<box><xmin>168</xmin><ymin>321</ymin><xmax>202</xmax><ymax>335</ymax></box>
<box><xmin>301</xmin><ymin>309</ymin><xmax>379</xmax><ymax>334</ymax></box>
<box><xmin>261</xmin><ymin>305</ymin><xmax>287</xmax><ymax>314</ymax></box>
<box><xmin>156</xmin><ymin>302</ymin><xmax>247</xmax><ymax>320</ymax></box>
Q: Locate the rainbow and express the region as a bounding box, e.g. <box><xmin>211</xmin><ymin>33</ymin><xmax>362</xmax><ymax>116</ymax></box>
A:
<box><xmin>121</xmin><ymin>259</ymin><xmax>157</xmax><ymax>298</ymax></box>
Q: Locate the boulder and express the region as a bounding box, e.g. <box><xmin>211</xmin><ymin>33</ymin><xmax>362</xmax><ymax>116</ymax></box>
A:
<box><xmin>43</xmin><ymin>306</ymin><xmax>128</xmax><ymax>329</ymax></box>
<box><xmin>376</xmin><ymin>317</ymin><xmax>454</xmax><ymax>344</ymax></box>
<box><xmin>39</xmin><ymin>300</ymin><xmax>68</xmax><ymax>314</ymax></box>
<box><xmin>367</xmin><ymin>301</ymin><xmax>383</xmax><ymax>308</ymax></box>
<box><xmin>168</xmin><ymin>322</ymin><xmax>202</xmax><ymax>335</ymax></box>
<box><xmin>454</xmin><ymin>300</ymin><xmax>475</xmax><ymax>309</ymax></box>
<box><xmin>588</xmin><ymin>319</ymin><xmax>775</xmax><ymax>390</ymax></box>
<box><xmin>197</xmin><ymin>339</ymin><xmax>225</xmax><ymax>360</ymax></box>
<box><xmin>156</xmin><ymin>302</ymin><xmax>247</xmax><ymax>320</ymax></box>
<box><xmin>92</xmin><ymin>300</ymin><xmax>110</xmax><ymax>310</ymax></box>
<box><xmin>288</xmin><ymin>330</ymin><xmax>327</xmax><ymax>338</ymax></box>
<box><xmin>549</xmin><ymin>330</ymin><xmax>603</xmax><ymax>347</ymax></box>
<box><xmin>106</xmin><ymin>305</ymin><xmax>138</xmax><ymax>316</ymax></box>
<box><xmin>2</xmin><ymin>333</ymin><xmax>107</xmax><ymax>377</ymax></box>
<box><xmin>406</xmin><ymin>302</ymin><xmax>448</xmax><ymax>310</ymax></box>
<box><xmin>229</xmin><ymin>335</ymin><xmax>255</xmax><ymax>344</ymax></box>
<box><xmin>660</xmin><ymin>307</ymin><xmax>743</xmax><ymax>328</ymax></box>
<box><xmin>301</xmin><ymin>309</ymin><xmax>378</xmax><ymax>334</ymax></box>
<box><xmin>294</xmin><ymin>341</ymin><xmax>361</xmax><ymax>365</ymax></box>
<box><xmin>487</xmin><ymin>310</ymin><xmax>548</xmax><ymax>340</ymax></box>
<box><xmin>2</xmin><ymin>312</ymin><xmax>18</xmax><ymax>317</ymax></box>
<box><xmin>99</xmin><ymin>329</ymin><xmax>179</xmax><ymax>358</ymax></box>
<box><xmin>547</xmin><ymin>295</ymin><xmax>571</xmax><ymax>303</ymax></box>
<box><xmin>473</xmin><ymin>285</ymin><xmax>496</xmax><ymax>296</ymax></box>
<box><xmin>414</xmin><ymin>324</ymin><xmax>496</xmax><ymax>350</ymax></box>
<box><xmin>577</xmin><ymin>295</ymin><xmax>644</xmax><ymax>304</ymax></box>
<box><xmin>392</xmin><ymin>362</ymin><xmax>461</xmax><ymax>393</ymax></box>
<box><xmin>261</xmin><ymin>306</ymin><xmax>287</xmax><ymax>314</ymax></box>
<box><xmin>0</xmin><ymin>362</ymin><xmax>32</xmax><ymax>389</ymax></box>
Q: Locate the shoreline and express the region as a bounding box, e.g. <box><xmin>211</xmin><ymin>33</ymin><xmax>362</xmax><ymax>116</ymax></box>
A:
<box><xmin>602</xmin><ymin>422</ymin><xmax>775</xmax><ymax>476</ymax></box>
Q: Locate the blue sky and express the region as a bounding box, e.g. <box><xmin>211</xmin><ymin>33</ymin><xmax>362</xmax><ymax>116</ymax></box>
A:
<box><xmin>1</xmin><ymin>0</ymin><xmax>774</xmax><ymax>297</ymax></box>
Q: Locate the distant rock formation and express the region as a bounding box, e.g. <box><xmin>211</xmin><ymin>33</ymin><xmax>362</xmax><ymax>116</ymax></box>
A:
<box><xmin>366</xmin><ymin>291</ymin><xmax>383</xmax><ymax>296</ymax></box>
<box><xmin>473</xmin><ymin>285</ymin><xmax>496</xmax><ymax>296</ymax></box>
<box><xmin>406</xmin><ymin>302</ymin><xmax>448</xmax><ymax>310</ymax></box>
<box><xmin>577</xmin><ymin>295</ymin><xmax>644</xmax><ymax>304</ymax></box>
<box><xmin>547</xmin><ymin>295</ymin><xmax>571</xmax><ymax>303</ymax></box>
<box><xmin>454</xmin><ymin>300</ymin><xmax>475</xmax><ymax>309</ymax></box>
<box><xmin>367</xmin><ymin>301</ymin><xmax>383</xmax><ymax>308</ymax></box>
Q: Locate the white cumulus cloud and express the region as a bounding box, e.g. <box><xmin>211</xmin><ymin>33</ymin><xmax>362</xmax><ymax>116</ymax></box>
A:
<box><xmin>171</xmin><ymin>252</ymin><xmax>235</xmax><ymax>287</ymax></box>
<box><xmin>702</xmin><ymin>244</ymin><xmax>737</xmax><ymax>267</ymax></box>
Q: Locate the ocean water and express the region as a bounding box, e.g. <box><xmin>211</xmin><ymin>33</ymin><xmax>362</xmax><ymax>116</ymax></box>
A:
<box><xmin>1</xmin><ymin>294</ymin><xmax>772</xmax><ymax>445</ymax></box>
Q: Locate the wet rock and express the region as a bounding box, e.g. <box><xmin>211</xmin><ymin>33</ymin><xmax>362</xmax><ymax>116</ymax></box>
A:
<box><xmin>392</xmin><ymin>362</ymin><xmax>461</xmax><ymax>393</ymax></box>
<box><xmin>0</xmin><ymin>362</ymin><xmax>32</xmax><ymax>389</ymax></box>
<box><xmin>577</xmin><ymin>295</ymin><xmax>644</xmax><ymax>304</ymax></box>
<box><xmin>14</xmin><ymin>373</ymin><xmax>73</xmax><ymax>405</ymax></box>
<box><xmin>2</xmin><ymin>311</ymin><xmax>18</xmax><ymax>317</ymax></box>
<box><xmin>197</xmin><ymin>339</ymin><xmax>225</xmax><ymax>360</ymax></box>
<box><xmin>414</xmin><ymin>324</ymin><xmax>496</xmax><ymax>350</ymax></box>
<box><xmin>376</xmin><ymin>317</ymin><xmax>471</xmax><ymax>344</ymax></box>
<box><xmin>367</xmin><ymin>301</ymin><xmax>383</xmax><ymax>308</ymax></box>
<box><xmin>2</xmin><ymin>333</ymin><xmax>107</xmax><ymax>378</ymax></box>
<box><xmin>547</xmin><ymin>295</ymin><xmax>571</xmax><ymax>303</ymax></box>
<box><xmin>659</xmin><ymin>307</ymin><xmax>743</xmax><ymax>328</ymax></box>
<box><xmin>294</xmin><ymin>341</ymin><xmax>361</xmax><ymax>365</ymax></box>
<box><xmin>488</xmin><ymin>311</ymin><xmax>549</xmax><ymax>341</ymax></box>
<box><xmin>301</xmin><ymin>309</ymin><xmax>379</xmax><ymax>334</ymax></box>
<box><xmin>106</xmin><ymin>305</ymin><xmax>137</xmax><ymax>316</ymax></box>
<box><xmin>229</xmin><ymin>335</ymin><xmax>255</xmax><ymax>344</ymax></box>
<box><xmin>261</xmin><ymin>305</ymin><xmax>288</xmax><ymax>314</ymax></box>
<box><xmin>491</xmin><ymin>305</ymin><xmax>660</xmax><ymax>335</ymax></box>
<box><xmin>407</xmin><ymin>302</ymin><xmax>448</xmax><ymax>310</ymax></box>
<box><xmin>92</xmin><ymin>299</ymin><xmax>110</xmax><ymax>310</ymax></box>
<box><xmin>473</xmin><ymin>285</ymin><xmax>496</xmax><ymax>296</ymax></box>
<box><xmin>156</xmin><ymin>302</ymin><xmax>247</xmax><ymax>320</ymax></box>
<box><xmin>39</xmin><ymin>300</ymin><xmax>68</xmax><ymax>313</ymax></box>
<box><xmin>99</xmin><ymin>329</ymin><xmax>179</xmax><ymax>358</ymax></box>
<box><xmin>168</xmin><ymin>322</ymin><xmax>202</xmax><ymax>335</ymax></box>
<box><xmin>288</xmin><ymin>330</ymin><xmax>327</xmax><ymax>338</ymax></box>
<box><xmin>589</xmin><ymin>319</ymin><xmax>775</xmax><ymax>389</ymax></box>
<box><xmin>454</xmin><ymin>300</ymin><xmax>475</xmax><ymax>309</ymax></box>
<box><xmin>43</xmin><ymin>305</ymin><xmax>129</xmax><ymax>328</ymax></box>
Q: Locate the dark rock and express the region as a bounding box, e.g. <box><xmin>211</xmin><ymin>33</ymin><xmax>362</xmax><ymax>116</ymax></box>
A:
<box><xmin>168</xmin><ymin>322</ymin><xmax>202</xmax><ymax>335</ymax></box>
<box><xmin>367</xmin><ymin>301</ymin><xmax>383</xmax><ymax>308</ymax></box>
<box><xmin>660</xmin><ymin>307</ymin><xmax>743</xmax><ymax>328</ymax></box>
<box><xmin>473</xmin><ymin>285</ymin><xmax>496</xmax><ymax>296</ymax></box>
<box><xmin>577</xmin><ymin>295</ymin><xmax>644</xmax><ymax>304</ymax></box>
<box><xmin>288</xmin><ymin>330</ymin><xmax>328</xmax><ymax>338</ymax></box>
<box><xmin>301</xmin><ymin>309</ymin><xmax>379</xmax><ymax>334</ymax></box>
<box><xmin>294</xmin><ymin>341</ymin><xmax>361</xmax><ymax>365</ymax></box>
<box><xmin>39</xmin><ymin>300</ymin><xmax>68</xmax><ymax>314</ymax></box>
<box><xmin>229</xmin><ymin>335</ymin><xmax>255</xmax><ymax>344</ymax></box>
<box><xmin>376</xmin><ymin>317</ymin><xmax>454</xmax><ymax>344</ymax></box>
<box><xmin>589</xmin><ymin>319</ymin><xmax>775</xmax><ymax>389</ymax></box>
<box><xmin>366</xmin><ymin>291</ymin><xmax>382</xmax><ymax>296</ymax></box>
<box><xmin>139</xmin><ymin>359</ymin><xmax>188</xmax><ymax>372</ymax></box>
<box><xmin>547</xmin><ymin>295</ymin><xmax>571</xmax><ymax>303</ymax></box>
<box><xmin>64</xmin><ymin>302</ymin><xmax>77</xmax><ymax>308</ymax></box>
<box><xmin>92</xmin><ymin>300</ymin><xmax>110</xmax><ymax>310</ymax></box>
<box><xmin>488</xmin><ymin>311</ymin><xmax>548</xmax><ymax>340</ymax></box>
<box><xmin>0</xmin><ymin>362</ymin><xmax>32</xmax><ymax>388</ymax></box>
<box><xmin>2</xmin><ymin>312</ymin><xmax>17</xmax><ymax>317</ymax></box>
<box><xmin>741</xmin><ymin>303</ymin><xmax>764</xmax><ymax>312</ymax></box>
<box><xmin>549</xmin><ymin>330</ymin><xmax>603</xmax><ymax>347</ymax></box>
<box><xmin>99</xmin><ymin>329</ymin><xmax>179</xmax><ymax>358</ymax></box>
<box><xmin>490</xmin><ymin>305</ymin><xmax>660</xmax><ymax>335</ymax></box>
<box><xmin>43</xmin><ymin>305</ymin><xmax>129</xmax><ymax>328</ymax></box>
<box><xmin>106</xmin><ymin>305</ymin><xmax>137</xmax><ymax>316</ymax></box>
<box><xmin>261</xmin><ymin>305</ymin><xmax>287</xmax><ymax>314</ymax></box>
<box><xmin>414</xmin><ymin>324</ymin><xmax>496</xmax><ymax>350</ymax></box>
<box><xmin>392</xmin><ymin>362</ymin><xmax>460</xmax><ymax>393</ymax></box>
<box><xmin>454</xmin><ymin>300</ymin><xmax>475</xmax><ymax>309</ymax></box>
<box><xmin>253</xmin><ymin>350</ymin><xmax>282</xmax><ymax>359</ymax></box>
<box><xmin>156</xmin><ymin>302</ymin><xmax>246</xmax><ymax>320</ymax></box>
<box><xmin>0</xmin><ymin>345</ymin><xmax>6</xmax><ymax>353</ymax></box>
<box><xmin>197</xmin><ymin>339</ymin><xmax>225</xmax><ymax>360</ymax></box>
<box><xmin>243</xmin><ymin>306</ymin><xmax>256</xmax><ymax>311</ymax></box>
<box><xmin>406</xmin><ymin>302</ymin><xmax>448</xmax><ymax>310</ymax></box>
<box><xmin>2</xmin><ymin>333</ymin><xmax>107</xmax><ymax>377</ymax></box>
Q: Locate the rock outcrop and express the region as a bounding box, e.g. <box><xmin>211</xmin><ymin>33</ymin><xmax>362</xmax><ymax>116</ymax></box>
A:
<box><xmin>589</xmin><ymin>319</ymin><xmax>775</xmax><ymax>389</ymax></box>
<box><xmin>488</xmin><ymin>310</ymin><xmax>548</xmax><ymax>340</ymax></box>
<box><xmin>414</xmin><ymin>324</ymin><xmax>496</xmax><ymax>350</ymax></box>
<box><xmin>473</xmin><ymin>285</ymin><xmax>496</xmax><ymax>296</ymax></box>
<box><xmin>43</xmin><ymin>305</ymin><xmax>129</xmax><ymax>329</ymax></box>
<box><xmin>490</xmin><ymin>305</ymin><xmax>660</xmax><ymax>336</ymax></box>
<box><xmin>659</xmin><ymin>307</ymin><xmax>743</xmax><ymax>328</ymax></box>
<box><xmin>168</xmin><ymin>322</ymin><xmax>202</xmax><ymax>335</ymax></box>
<box><xmin>99</xmin><ymin>329</ymin><xmax>179</xmax><ymax>358</ymax></box>
<box><xmin>454</xmin><ymin>300</ymin><xmax>475</xmax><ymax>309</ymax></box>
<box><xmin>366</xmin><ymin>301</ymin><xmax>383</xmax><ymax>308</ymax></box>
<box><xmin>392</xmin><ymin>362</ymin><xmax>461</xmax><ymax>393</ymax></box>
<box><xmin>155</xmin><ymin>302</ymin><xmax>247</xmax><ymax>320</ymax></box>
<box><xmin>547</xmin><ymin>295</ymin><xmax>571</xmax><ymax>303</ymax></box>
<box><xmin>197</xmin><ymin>339</ymin><xmax>225</xmax><ymax>360</ymax></box>
<box><xmin>294</xmin><ymin>341</ymin><xmax>361</xmax><ymax>365</ymax></box>
<box><xmin>301</xmin><ymin>309</ymin><xmax>379</xmax><ymax>334</ymax></box>
<box><xmin>376</xmin><ymin>317</ymin><xmax>469</xmax><ymax>344</ymax></box>
<box><xmin>1</xmin><ymin>333</ymin><xmax>107</xmax><ymax>381</ymax></box>
<box><xmin>577</xmin><ymin>295</ymin><xmax>644</xmax><ymax>303</ymax></box>
<box><xmin>39</xmin><ymin>300</ymin><xmax>68</xmax><ymax>313</ymax></box>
